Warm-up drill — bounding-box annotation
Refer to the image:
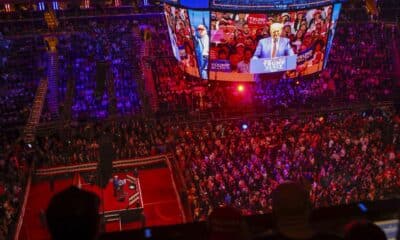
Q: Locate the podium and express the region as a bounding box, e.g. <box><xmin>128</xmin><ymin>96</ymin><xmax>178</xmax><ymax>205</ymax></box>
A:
<box><xmin>250</xmin><ymin>55</ymin><xmax>297</xmax><ymax>74</ymax></box>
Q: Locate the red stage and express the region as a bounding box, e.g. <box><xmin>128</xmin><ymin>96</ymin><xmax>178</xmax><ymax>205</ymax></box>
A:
<box><xmin>18</xmin><ymin>167</ymin><xmax>184</xmax><ymax>240</ymax></box>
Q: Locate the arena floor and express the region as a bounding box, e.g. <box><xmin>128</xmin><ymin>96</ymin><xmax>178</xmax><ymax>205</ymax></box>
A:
<box><xmin>18</xmin><ymin>167</ymin><xmax>184</xmax><ymax>240</ymax></box>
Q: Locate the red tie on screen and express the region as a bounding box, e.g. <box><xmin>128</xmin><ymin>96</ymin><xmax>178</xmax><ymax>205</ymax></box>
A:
<box><xmin>272</xmin><ymin>39</ymin><xmax>277</xmax><ymax>58</ymax></box>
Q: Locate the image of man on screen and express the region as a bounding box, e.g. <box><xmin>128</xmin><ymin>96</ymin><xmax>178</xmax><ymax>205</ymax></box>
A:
<box><xmin>237</xmin><ymin>47</ymin><xmax>253</xmax><ymax>73</ymax></box>
<box><xmin>194</xmin><ymin>24</ymin><xmax>209</xmax><ymax>79</ymax></box>
<box><xmin>252</xmin><ymin>22</ymin><xmax>295</xmax><ymax>60</ymax></box>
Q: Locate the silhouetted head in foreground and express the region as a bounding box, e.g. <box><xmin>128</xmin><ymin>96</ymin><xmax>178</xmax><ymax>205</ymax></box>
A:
<box><xmin>46</xmin><ymin>186</ymin><xmax>100</xmax><ymax>240</ymax></box>
<box><xmin>344</xmin><ymin>221</ymin><xmax>387</xmax><ymax>240</ymax></box>
<box><xmin>208</xmin><ymin>206</ymin><xmax>249</xmax><ymax>240</ymax></box>
<box><xmin>271</xmin><ymin>181</ymin><xmax>313</xmax><ymax>239</ymax></box>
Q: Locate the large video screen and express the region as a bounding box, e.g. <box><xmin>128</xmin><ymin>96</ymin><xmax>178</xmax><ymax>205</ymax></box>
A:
<box><xmin>209</xmin><ymin>6</ymin><xmax>333</xmax><ymax>81</ymax></box>
<box><xmin>164</xmin><ymin>4</ymin><xmax>200</xmax><ymax>77</ymax></box>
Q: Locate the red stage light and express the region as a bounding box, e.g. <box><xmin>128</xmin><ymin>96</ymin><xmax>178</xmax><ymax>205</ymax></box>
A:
<box><xmin>237</xmin><ymin>85</ymin><xmax>244</xmax><ymax>92</ymax></box>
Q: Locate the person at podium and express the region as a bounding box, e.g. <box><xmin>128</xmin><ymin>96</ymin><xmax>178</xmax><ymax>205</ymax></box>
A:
<box><xmin>252</xmin><ymin>22</ymin><xmax>295</xmax><ymax>60</ymax></box>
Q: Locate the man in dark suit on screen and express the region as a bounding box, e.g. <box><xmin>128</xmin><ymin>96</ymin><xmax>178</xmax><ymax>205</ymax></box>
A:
<box><xmin>252</xmin><ymin>22</ymin><xmax>295</xmax><ymax>59</ymax></box>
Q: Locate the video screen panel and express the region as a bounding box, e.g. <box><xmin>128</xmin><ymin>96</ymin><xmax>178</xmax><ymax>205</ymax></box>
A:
<box><xmin>181</xmin><ymin>0</ymin><xmax>209</xmax><ymax>8</ymax></box>
<box><xmin>324</xmin><ymin>3</ymin><xmax>342</xmax><ymax>68</ymax></box>
<box><xmin>209</xmin><ymin>6</ymin><xmax>333</xmax><ymax>81</ymax></box>
<box><xmin>188</xmin><ymin>10</ymin><xmax>210</xmax><ymax>79</ymax></box>
<box><xmin>164</xmin><ymin>4</ymin><xmax>200</xmax><ymax>77</ymax></box>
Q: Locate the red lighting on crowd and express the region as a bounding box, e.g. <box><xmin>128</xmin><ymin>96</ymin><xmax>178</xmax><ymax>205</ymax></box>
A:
<box><xmin>237</xmin><ymin>84</ymin><xmax>244</xmax><ymax>92</ymax></box>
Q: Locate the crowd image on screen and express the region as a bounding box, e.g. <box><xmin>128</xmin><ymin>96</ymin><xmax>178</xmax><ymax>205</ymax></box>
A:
<box><xmin>164</xmin><ymin>4</ymin><xmax>200</xmax><ymax>77</ymax></box>
<box><xmin>209</xmin><ymin>6</ymin><xmax>333</xmax><ymax>77</ymax></box>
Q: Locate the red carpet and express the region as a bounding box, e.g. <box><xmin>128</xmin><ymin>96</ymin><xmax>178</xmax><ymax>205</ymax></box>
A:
<box><xmin>139</xmin><ymin>168</ymin><xmax>185</xmax><ymax>227</ymax></box>
<box><xmin>18</xmin><ymin>167</ymin><xmax>184</xmax><ymax>240</ymax></box>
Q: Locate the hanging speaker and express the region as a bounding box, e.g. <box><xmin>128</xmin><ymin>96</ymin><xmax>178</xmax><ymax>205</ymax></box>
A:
<box><xmin>97</xmin><ymin>132</ymin><xmax>114</xmax><ymax>188</ymax></box>
<box><xmin>95</xmin><ymin>61</ymin><xmax>110</xmax><ymax>97</ymax></box>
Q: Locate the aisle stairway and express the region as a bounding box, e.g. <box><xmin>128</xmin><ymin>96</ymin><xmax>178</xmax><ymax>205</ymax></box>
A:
<box><xmin>132</xmin><ymin>31</ymin><xmax>149</xmax><ymax>114</ymax></box>
<box><xmin>47</xmin><ymin>52</ymin><xmax>59</xmax><ymax>119</ymax></box>
<box><xmin>24</xmin><ymin>78</ymin><xmax>48</xmax><ymax>143</ymax></box>
<box><xmin>133</xmin><ymin>30</ymin><xmax>159</xmax><ymax>113</ymax></box>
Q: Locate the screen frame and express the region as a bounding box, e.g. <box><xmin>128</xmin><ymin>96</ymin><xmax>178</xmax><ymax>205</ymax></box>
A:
<box><xmin>162</xmin><ymin>2</ymin><xmax>340</xmax><ymax>81</ymax></box>
<box><xmin>207</xmin><ymin>5</ymin><xmax>335</xmax><ymax>81</ymax></box>
<box><xmin>323</xmin><ymin>3</ymin><xmax>342</xmax><ymax>69</ymax></box>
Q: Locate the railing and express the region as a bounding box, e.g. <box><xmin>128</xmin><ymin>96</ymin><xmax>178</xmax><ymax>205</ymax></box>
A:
<box><xmin>13</xmin><ymin>163</ymin><xmax>33</xmax><ymax>240</ymax></box>
<box><xmin>23</xmin><ymin>78</ymin><xmax>48</xmax><ymax>143</ymax></box>
<box><xmin>35</xmin><ymin>154</ymin><xmax>168</xmax><ymax>176</ymax></box>
<box><xmin>33</xmin><ymin>154</ymin><xmax>187</xmax><ymax>224</ymax></box>
<box><xmin>166</xmin><ymin>154</ymin><xmax>193</xmax><ymax>222</ymax></box>
<box><xmin>33</xmin><ymin>99</ymin><xmax>396</xmax><ymax>137</ymax></box>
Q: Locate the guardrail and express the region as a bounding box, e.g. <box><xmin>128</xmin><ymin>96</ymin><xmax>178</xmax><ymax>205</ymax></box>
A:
<box><xmin>14</xmin><ymin>164</ymin><xmax>33</xmax><ymax>240</ymax></box>
<box><xmin>35</xmin><ymin>154</ymin><xmax>168</xmax><ymax>176</ymax></box>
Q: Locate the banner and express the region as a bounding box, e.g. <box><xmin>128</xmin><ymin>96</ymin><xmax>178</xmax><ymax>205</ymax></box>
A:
<box><xmin>297</xmin><ymin>47</ymin><xmax>314</xmax><ymax>65</ymax></box>
<box><xmin>211</xmin><ymin>60</ymin><xmax>231</xmax><ymax>72</ymax></box>
<box><xmin>250</xmin><ymin>55</ymin><xmax>297</xmax><ymax>74</ymax></box>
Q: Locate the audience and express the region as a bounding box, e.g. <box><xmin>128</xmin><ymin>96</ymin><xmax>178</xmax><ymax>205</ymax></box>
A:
<box><xmin>55</xmin><ymin>18</ymin><xmax>142</xmax><ymax>120</ymax></box>
<box><xmin>34</xmin><ymin>107</ymin><xmax>400</xmax><ymax>225</ymax></box>
<box><xmin>181</xmin><ymin>109</ymin><xmax>399</xmax><ymax>220</ymax></box>
<box><xmin>0</xmin><ymin>31</ymin><xmax>42</xmax><ymax>240</ymax></box>
<box><xmin>152</xmin><ymin>21</ymin><xmax>396</xmax><ymax>114</ymax></box>
<box><xmin>0</xmin><ymin>2</ymin><xmax>398</xmax><ymax>240</ymax></box>
<box><xmin>0</xmin><ymin>138</ymin><xmax>30</xmax><ymax>239</ymax></box>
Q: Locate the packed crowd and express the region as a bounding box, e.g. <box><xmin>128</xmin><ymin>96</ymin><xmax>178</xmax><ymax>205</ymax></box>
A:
<box><xmin>152</xmin><ymin>18</ymin><xmax>397</xmax><ymax>113</ymax></box>
<box><xmin>175</xmin><ymin>108</ymin><xmax>400</xmax><ymax>220</ymax></box>
<box><xmin>0</xmin><ymin>13</ymin><xmax>49</xmax><ymax>240</ymax></box>
<box><xmin>34</xmin><ymin>106</ymin><xmax>400</xmax><ymax>223</ymax></box>
<box><xmin>52</xmin><ymin>18</ymin><xmax>143</xmax><ymax>120</ymax></box>
<box><xmin>0</xmin><ymin>35</ymin><xmax>45</xmax><ymax>129</ymax></box>
<box><xmin>0</xmin><ymin>2</ymin><xmax>399</xmax><ymax>239</ymax></box>
<box><xmin>234</xmin><ymin>21</ymin><xmax>394</xmax><ymax>111</ymax></box>
<box><xmin>35</xmin><ymin>118</ymin><xmax>169</xmax><ymax>166</ymax></box>
<box><xmin>0</xmin><ymin>136</ymin><xmax>29</xmax><ymax>239</ymax></box>
<box><xmin>154</xmin><ymin>57</ymin><xmax>213</xmax><ymax>113</ymax></box>
<box><xmin>31</xmin><ymin>95</ymin><xmax>400</xmax><ymax>220</ymax></box>
<box><xmin>0</xmin><ymin>15</ymin><xmax>145</xmax><ymax>239</ymax></box>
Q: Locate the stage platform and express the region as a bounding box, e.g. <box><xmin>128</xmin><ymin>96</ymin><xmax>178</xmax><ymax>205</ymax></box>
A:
<box><xmin>18</xmin><ymin>167</ymin><xmax>184</xmax><ymax>240</ymax></box>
